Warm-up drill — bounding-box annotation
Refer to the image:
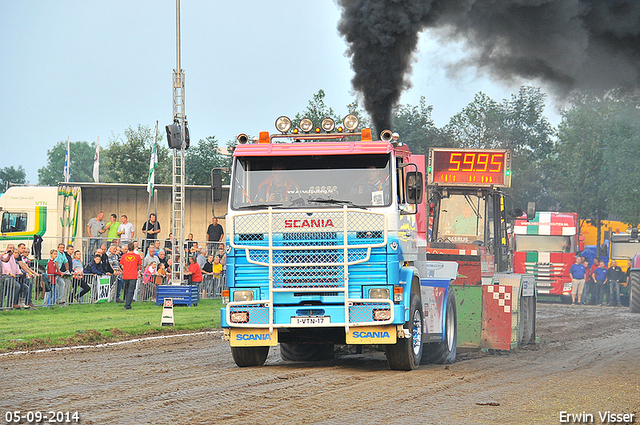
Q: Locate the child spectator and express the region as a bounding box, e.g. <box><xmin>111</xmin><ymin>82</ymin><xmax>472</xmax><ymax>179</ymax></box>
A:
<box><xmin>156</xmin><ymin>262</ymin><xmax>167</xmax><ymax>285</ymax></box>
<box><xmin>44</xmin><ymin>249</ymin><xmax>63</xmax><ymax>306</ymax></box>
<box><xmin>84</xmin><ymin>254</ymin><xmax>106</xmax><ymax>276</ymax></box>
<box><xmin>212</xmin><ymin>255</ymin><xmax>222</xmax><ymax>277</ymax></box>
<box><xmin>143</xmin><ymin>261</ymin><xmax>157</xmax><ymax>285</ymax></box>
<box><xmin>72</xmin><ymin>250</ymin><xmax>84</xmax><ymax>279</ymax></box>
<box><xmin>72</xmin><ymin>250</ymin><xmax>91</xmax><ymax>303</ymax></box>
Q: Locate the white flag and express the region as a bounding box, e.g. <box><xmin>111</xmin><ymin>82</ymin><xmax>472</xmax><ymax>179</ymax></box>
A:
<box><xmin>63</xmin><ymin>136</ymin><xmax>71</xmax><ymax>183</ymax></box>
<box><xmin>93</xmin><ymin>137</ymin><xmax>100</xmax><ymax>183</ymax></box>
<box><xmin>147</xmin><ymin>122</ymin><xmax>158</xmax><ymax>193</ymax></box>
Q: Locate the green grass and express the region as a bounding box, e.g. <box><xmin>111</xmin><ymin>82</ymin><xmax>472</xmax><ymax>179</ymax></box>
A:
<box><xmin>0</xmin><ymin>299</ymin><xmax>223</xmax><ymax>352</ymax></box>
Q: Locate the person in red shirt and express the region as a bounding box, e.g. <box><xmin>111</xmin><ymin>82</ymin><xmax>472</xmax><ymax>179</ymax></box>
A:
<box><xmin>184</xmin><ymin>256</ymin><xmax>203</xmax><ymax>286</ymax></box>
<box><xmin>120</xmin><ymin>242</ymin><xmax>142</xmax><ymax>310</ymax></box>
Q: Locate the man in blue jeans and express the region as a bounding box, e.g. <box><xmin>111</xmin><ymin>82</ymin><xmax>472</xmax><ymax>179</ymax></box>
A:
<box><xmin>592</xmin><ymin>260</ymin><xmax>608</xmax><ymax>306</ymax></box>
<box><xmin>605</xmin><ymin>260</ymin><xmax>624</xmax><ymax>306</ymax></box>
<box><xmin>86</xmin><ymin>212</ymin><xmax>106</xmax><ymax>262</ymax></box>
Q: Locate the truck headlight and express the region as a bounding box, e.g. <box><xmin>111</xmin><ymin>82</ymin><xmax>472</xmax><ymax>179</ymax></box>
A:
<box><xmin>343</xmin><ymin>114</ymin><xmax>359</xmax><ymax>132</ymax></box>
<box><xmin>275</xmin><ymin>116</ymin><xmax>292</xmax><ymax>133</ymax></box>
<box><xmin>299</xmin><ymin>118</ymin><xmax>313</xmax><ymax>133</ymax></box>
<box><xmin>369</xmin><ymin>288</ymin><xmax>390</xmax><ymax>299</ymax></box>
<box><xmin>321</xmin><ymin>117</ymin><xmax>335</xmax><ymax>132</ymax></box>
<box><xmin>233</xmin><ymin>290</ymin><xmax>254</xmax><ymax>302</ymax></box>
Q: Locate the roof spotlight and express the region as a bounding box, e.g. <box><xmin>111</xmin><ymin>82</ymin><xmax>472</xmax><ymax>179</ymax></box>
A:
<box><xmin>275</xmin><ymin>116</ymin><xmax>292</xmax><ymax>133</ymax></box>
<box><xmin>237</xmin><ymin>134</ymin><xmax>248</xmax><ymax>144</ymax></box>
<box><xmin>321</xmin><ymin>118</ymin><xmax>335</xmax><ymax>132</ymax></box>
<box><xmin>299</xmin><ymin>118</ymin><xmax>313</xmax><ymax>133</ymax></box>
<box><xmin>343</xmin><ymin>114</ymin><xmax>359</xmax><ymax>132</ymax></box>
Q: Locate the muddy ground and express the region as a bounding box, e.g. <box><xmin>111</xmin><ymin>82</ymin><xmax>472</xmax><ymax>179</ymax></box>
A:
<box><xmin>1</xmin><ymin>303</ymin><xmax>639</xmax><ymax>425</ymax></box>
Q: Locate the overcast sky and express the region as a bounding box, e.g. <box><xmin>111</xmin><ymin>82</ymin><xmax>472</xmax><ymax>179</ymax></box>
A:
<box><xmin>2</xmin><ymin>1</ymin><xmax>560</xmax><ymax>184</ymax></box>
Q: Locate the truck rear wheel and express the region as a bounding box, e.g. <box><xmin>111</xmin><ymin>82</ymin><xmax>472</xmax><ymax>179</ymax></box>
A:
<box><xmin>421</xmin><ymin>292</ymin><xmax>457</xmax><ymax>364</ymax></box>
<box><xmin>630</xmin><ymin>271</ymin><xmax>640</xmax><ymax>313</ymax></box>
<box><xmin>280</xmin><ymin>343</ymin><xmax>334</xmax><ymax>362</ymax></box>
<box><xmin>231</xmin><ymin>346</ymin><xmax>269</xmax><ymax>367</ymax></box>
<box><xmin>386</xmin><ymin>295</ymin><xmax>423</xmax><ymax>370</ymax></box>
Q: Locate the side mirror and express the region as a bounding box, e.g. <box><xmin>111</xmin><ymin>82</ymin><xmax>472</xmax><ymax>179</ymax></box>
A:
<box><xmin>527</xmin><ymin>202</ymin><xmax>536</xmax><ymax>220</ymax></box>
<box><xmin>211</xmin><ymin>168</ymin><xmax>223</xmax><ymax>203</ymax></box>
<box><xmin>406</xmin><ymin>171</ymin><xmax>423</xmax><ymax>205</ymax></box>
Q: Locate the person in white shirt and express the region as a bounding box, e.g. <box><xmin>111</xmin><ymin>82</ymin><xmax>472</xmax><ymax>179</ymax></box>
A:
<box><xmin>117</xmin><ymin>214</ymin><xmax>135</xmax><ymax>247</ymax></box>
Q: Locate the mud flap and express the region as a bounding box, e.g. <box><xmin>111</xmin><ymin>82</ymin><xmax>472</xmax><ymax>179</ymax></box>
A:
<box><xmin>346</xmin><ymin>326</ymin><xmax>397</xmax><ymax>344</ymax></box>
<box><xmin>230</xmin><ymin>328</ymin><xmax>278</xmax><ymax>347</ymax></box>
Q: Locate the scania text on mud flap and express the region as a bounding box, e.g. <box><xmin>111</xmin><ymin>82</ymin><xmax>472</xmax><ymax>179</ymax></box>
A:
<box><xmin>220</xmin><ymin>116</ymin><xmax>458</xmax><ymax>370</ymax></box>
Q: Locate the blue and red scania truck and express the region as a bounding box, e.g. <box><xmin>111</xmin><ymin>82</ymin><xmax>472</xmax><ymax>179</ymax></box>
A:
<box><xmin>219</xmin><ymin>115</ymin><xmax>536</xmax><ymax>370</ymax></box>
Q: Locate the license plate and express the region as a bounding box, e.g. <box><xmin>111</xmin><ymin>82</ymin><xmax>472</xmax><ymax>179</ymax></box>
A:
<box><xmin>291</xmin><ymin>316</ymin><xmax>330</xmax><ymax>325</ymax></box>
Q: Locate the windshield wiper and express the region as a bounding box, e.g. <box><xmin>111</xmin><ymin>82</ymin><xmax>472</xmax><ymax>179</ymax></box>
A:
<box><xmin>307</xmin><ymin>198</ymin><xmax>367</xmax><ymax>209</ymax></box>
<box><xmin>236</xmin><ymin>203</ymin><xmax>283</xmax><ymax>210</ymax></box>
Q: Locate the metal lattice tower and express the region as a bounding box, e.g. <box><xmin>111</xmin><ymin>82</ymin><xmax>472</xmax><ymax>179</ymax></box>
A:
<box><xmin>171</xmin><ymin>0</ymin><xmax>186</xmax><ymax>284</ymax></box>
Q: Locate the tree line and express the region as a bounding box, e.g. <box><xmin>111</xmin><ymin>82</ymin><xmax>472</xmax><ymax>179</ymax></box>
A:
<box><xmin>34</xmin><ymin>124</ymin><xmax>231</xmax><ymax>187</ymax></box>
<box><xmin>298</xmin><ymin>88</ymin><xmax>640</xmax><ymax>228</ymax></box>
<box><xmin>3</xmin><ymin>87</ymin><xmax>638</xmax><ymax>228</ymax></box>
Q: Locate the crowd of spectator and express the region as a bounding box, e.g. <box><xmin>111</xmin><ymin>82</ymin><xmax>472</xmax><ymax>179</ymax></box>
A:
<box><xmin>570</xmin><ymin>255</ymin><xmax>628</xmax><ymax>306</ymax></box>
<box><xmin>1</xmin><ymin>212</ymin><xmax>227</xmax><ymax>309</ymax></box>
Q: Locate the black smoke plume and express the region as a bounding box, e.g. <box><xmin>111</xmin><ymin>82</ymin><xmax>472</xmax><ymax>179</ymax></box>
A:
<box><xmin>337</xmin><ymin>0</ymin><xmax>640</xmax><ymax>132</ymax></box>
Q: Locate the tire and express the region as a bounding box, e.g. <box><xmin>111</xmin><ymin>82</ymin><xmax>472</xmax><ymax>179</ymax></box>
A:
<box><xmin>630</xmin><ymin>271</ymin><xmax>640</xmax><ymax>313</ymax></box>
<box><xmin>386</xmin><ymin>294</ymin><xmax>423</xmax><ymax>370</ymax></box>
<box><xmin>518</xmin><ymin>295</ymin><xmax>532</xmax><ymax>345</ymax></box>
<box><xmin>529</xmin><ymin>296</ymin><xmax>536</xmax><ymax>342</ymax></box>
<box><xmin>560</xmin><ymin>295</ymin><xmax>572</xmax><ymax>304</ymax></box>
<box><xmin>279</xmin><ymin>343</ymin><xmax>334</xmax><ymax>362</ymax></box>
<box><xmin>231</xmin><ymin>346</ymin><xmax>269</xmax><ymax>367</ymax></box>
<box><xmin>421</xmin><ymin>292</ymin><xmax>457</xmax><ymax>364</ymax></box>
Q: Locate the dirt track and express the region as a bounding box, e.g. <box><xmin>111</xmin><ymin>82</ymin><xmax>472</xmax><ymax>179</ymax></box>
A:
<box><xmin>2</xmin><ymin>303</ymin><xmax>639</xmax><ymax>425</ymax></box>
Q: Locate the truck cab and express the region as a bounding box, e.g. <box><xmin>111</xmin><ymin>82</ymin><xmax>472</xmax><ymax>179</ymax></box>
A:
<box><xmin>609</xmin><ymin>229</ymin><xmax>640</xmax><ymax>306</ymax></box>
<box><xmin>221</xmin><ymin>116</ymin><xmax>458</xmax><ymax>370</ymax></box>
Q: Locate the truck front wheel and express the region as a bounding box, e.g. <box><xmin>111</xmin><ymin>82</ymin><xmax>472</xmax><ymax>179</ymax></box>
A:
<box><xmin>386</xmin><ymin>295</ymin><xmax>423</xmax><ymax>370</ymax></box>
<box><xmin>630</xmin><ymin>271</ymin><xmax>640</xmax><ymax>313</ymax></box>
<box><xmin>421</xmin><ymin>292</ymin><xmax>457</xmax><ymax>364</ymax></box>
<box><xmin>231</xmin><ymin>346</ymin><xmax>269</xmax><ymax>367</ymax></box>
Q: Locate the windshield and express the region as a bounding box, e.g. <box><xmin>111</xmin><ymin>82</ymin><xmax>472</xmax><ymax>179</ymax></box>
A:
<box><xmin>437</xmin><ymin>195</ymin><xmax>484</xmax><ymax>243</ymax></box>
<box><xmin>610</xmin><ymin>241</ymin><xmax>640</xmax><ymax>260</ymax></box>
<box><xmin>514</xmin><ymin>235</ymin><xmax>575</xmax><ymax>253</ymax></box>
<box><xmin>230</xmin><ymin>154</ymin><xmax>392</xmax><ymax>209</ymax></box>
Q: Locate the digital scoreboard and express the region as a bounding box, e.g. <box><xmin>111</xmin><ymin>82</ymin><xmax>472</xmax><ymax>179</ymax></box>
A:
<box><xmin>427</xmin><ymin>148</ymin><xmax>511</xmax><ymax>187</ymax></box>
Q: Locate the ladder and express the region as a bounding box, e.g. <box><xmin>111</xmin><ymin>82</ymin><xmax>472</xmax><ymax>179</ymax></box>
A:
<box><xmin>171</xmin><ymin>0</ymin><xmax>186</xmax><ymax>284</ymax></box>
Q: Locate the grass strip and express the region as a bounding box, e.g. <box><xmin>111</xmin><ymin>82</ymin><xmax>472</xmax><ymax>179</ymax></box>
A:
<box><xmin>0</xmin><ymin>299</ymin><xmax>222</xmax><ymax>352</ymax></box>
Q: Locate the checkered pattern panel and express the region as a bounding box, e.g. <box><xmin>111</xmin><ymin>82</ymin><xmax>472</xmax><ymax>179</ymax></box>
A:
<box><xmin>486</xmin><ymin>285</ymin><xmax>513</xmax><ymax>313</ymax></box>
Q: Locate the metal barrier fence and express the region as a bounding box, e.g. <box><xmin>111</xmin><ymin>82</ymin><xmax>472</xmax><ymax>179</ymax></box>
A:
<box><xmin>1</xmin><ymin>235</ymin><xmax>222</xmax><ymax>267</ymax></box>
<box><xmin>0</xmin><ymin>272</ymin><xmax>225</xmax><ymax>310</ymax></box>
